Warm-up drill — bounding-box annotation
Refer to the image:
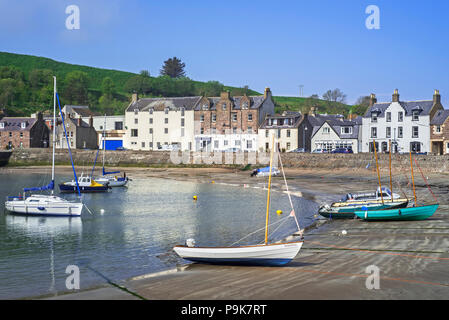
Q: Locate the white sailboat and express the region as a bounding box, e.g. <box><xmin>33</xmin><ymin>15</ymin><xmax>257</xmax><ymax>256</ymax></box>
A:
<box><xmin>173</xmin><ymin>134</ymin><xmax>303</xmax><ymax>266</ymax></box>
<box><xmin>93</xmin><ymin>115</ymin><xmax>129</xmax><ymax>187</ymax></box>
<box><xmin>5</xmin><ymin>77</ymin><xmax>83</xmax><ymax>217</ymax></box>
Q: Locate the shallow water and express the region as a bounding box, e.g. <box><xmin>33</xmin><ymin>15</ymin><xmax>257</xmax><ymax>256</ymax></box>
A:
<box><xmin>0</xmin><ymin>170</ymin><xmax>318</xmax><ymax>299</ymax></box>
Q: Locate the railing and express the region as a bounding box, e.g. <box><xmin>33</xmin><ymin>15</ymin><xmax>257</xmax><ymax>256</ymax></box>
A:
<box><xmin>6</xmin><ymin>196</ymin><xmax>24</xmax><ymax>201</ymax></box>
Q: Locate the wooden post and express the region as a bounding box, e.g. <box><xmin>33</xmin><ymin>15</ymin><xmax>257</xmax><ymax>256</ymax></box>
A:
<box><xmin>389</xmin><ymin>140</ymin><xmax>393</xmax><ymax>202</ymax></box>
<box><xmin>373</xmin><ymin>140</ymin><xmax>384</xmax><ymax>204</ymax></box>
<box><xmin>265</xmin><ymin>134</ymin><xmax>275</xmax><ymax>245</ymax></box>
<box><xmin>409</xmin><ymin>151</ymin><xmax>417</xmax><ymax>207</ymax></box>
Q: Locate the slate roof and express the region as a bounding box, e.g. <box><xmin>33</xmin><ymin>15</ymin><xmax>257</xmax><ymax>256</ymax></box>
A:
<box><xmin>0</xmin><ymin>117</ymin><xmax>36</xmax><ymax>131</ymax></box>
<box><xmin>65</xmin><ymin>105</ymin><xmax>100</xmax><ymax>117</ymax></box>
<box><xmin>308</xmin><ymin>114</ymin><xmax>360</xmax><ymax>139</ymax></box>
<box><xmin>193</xmin><ymin>95</ymin><xmax>266</xmax><ymax>111</ymax></box>
<box><xmin>67</xmin><ymin>117</ymin><xmax>91</xmax><ymax>128</ymax></box>
<box><xmin>430</xmin><ymin>109</ymin><xmax>449</xmax><ymax>125</ymax></box>
<box><xmin>363</xmin><ymin>100</ymin><xmax>435</xmax><ymax>118</ymax></box>
<box><xmin>259</xmin><ymin>113</ymin><xmax>302</xmax><ymax>129</ymax></box>
<box><xmin>126</xmin><ymin>97</ymin><xmax>202</xmax><ymax>112</ymax></box>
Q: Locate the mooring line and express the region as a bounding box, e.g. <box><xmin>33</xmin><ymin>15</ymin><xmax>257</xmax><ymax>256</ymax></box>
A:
<box><xmin>306</xmin><ymin>241</ymin><xmax>449</xmax><ymax>261</ymax></box>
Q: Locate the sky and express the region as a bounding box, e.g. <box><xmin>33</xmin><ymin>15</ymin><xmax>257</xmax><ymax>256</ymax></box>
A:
<box><xmin>1</xmin><ymin>0</ymin><xmax>448</xmax><ymax>106</ymax></box>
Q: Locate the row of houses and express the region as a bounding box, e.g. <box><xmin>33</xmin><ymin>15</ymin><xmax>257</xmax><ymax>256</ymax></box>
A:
<box><xmin>1</xmin><ymin>88</ymin><xmax>448</xmax><ymax>155</ymax></box>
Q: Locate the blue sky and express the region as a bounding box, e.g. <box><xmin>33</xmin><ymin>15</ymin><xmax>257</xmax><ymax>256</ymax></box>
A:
<box><xmin>1</xmin><ymin>0</ymin><xmax>448</xmax><ymax>105</ymax></box>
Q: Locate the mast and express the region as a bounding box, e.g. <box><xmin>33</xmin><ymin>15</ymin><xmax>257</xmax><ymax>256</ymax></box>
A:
<box><xmin>409</xmin><ymin>150</ymin><xmax>417</xmax><ymax>207</ymax></box>
<box><xmin>389</xmin><ymin>140</ymin><xmax>393</xmax><ymax>202</ymax></box>
<box><xmin>102</xmin><ymin>114</ymin><xmax>106</xmax><ymax>172</ymax></box>
<box><xmin>264</xmin><ymin>134</ymin><xmax>275</xmax><ymax>245</ymax></box>
<box><xmin>51</xmin><ymin>76</ymin><xmax>56</xmax><ymax>195</ymax></box>
<box><xmin>373</xmin><ymin>140</ymin><xmax>384</xmax><ymax>204</ymax></box>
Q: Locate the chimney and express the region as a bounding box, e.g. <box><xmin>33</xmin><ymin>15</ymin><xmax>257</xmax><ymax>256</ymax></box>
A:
<box><xmin>220</xmin><ymin>90</ymin><xmax>231</xmax><ymax>100</ymax></box>
<box><xmin>264</xmin><ymin>87</ymin><xmax>272</xmax><ymax>99</ymax></box>
<box><xmin>369</xmin><ymin>93</ymin><xmax>377</xmax><ymax>107</ymax></box>
<box><xmin>132</xmin><ymin>92</ymin><xmax>138</xmax><ymax>103</ymax></box>
<box><xmin>78</xmin><ymin>116</ymin><xmax>82</xmax><ymax>127</ymax></box>
<box><xmin>433</xmin><ymin>89</ymin><xmax>441</xmax><ymax>105</ymax></box>
<box><xmin>392</xmin><ymin>89</ymin><xmax>400</xmax><ymax>103</ymax></box>
<box><xmin>89</xmin><ymin>116</ymin><xmax>93</xmax><ymax>127</ymax></box>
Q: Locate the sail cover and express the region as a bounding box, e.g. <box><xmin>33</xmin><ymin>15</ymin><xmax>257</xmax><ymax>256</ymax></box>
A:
<box><xmin>24</xmin><ymin>180</ymin><xmax>54</xmax><ymax>192</ymax></box>
<box><xmin>103</xmin><ymin>167</ymin><xmax>120</xmax><ymax>175</ymax></box>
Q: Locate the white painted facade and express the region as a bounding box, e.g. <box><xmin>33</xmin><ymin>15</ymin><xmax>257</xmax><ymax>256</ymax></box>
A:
<box><xmin>257</xmin><ymin>128</ymin><xmax>298</xmax><ymax>152</ymax></box>
<box><xmin>195</xmin><ymin>131</ymin><xmax>258</xmax><ymax>152</ymax></box>
<box><xmin>312</xmin><ymin>122</ymin><xmax>359</xmax><ymax>153</ymax></box>
<box><xmin>124</xmin><ymin>108</ymin><xmax>195</xmax><ymax>151</ymax></box>
<box><xmin>361</xmin><ymin>102</ymin><xmax>431</xmax><ymax>153</ymax></box>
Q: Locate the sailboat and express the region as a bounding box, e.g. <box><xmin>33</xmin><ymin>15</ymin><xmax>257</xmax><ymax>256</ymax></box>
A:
<box><xmin>92</xmin><ymin>115</ymin><xmax>129</xmax><ymax>187</ymax></box>
<box><xmin>355</xmin><ymin>140</ymin><xmax>439</xmax><ymax>221</ymax></box>
<box><xmin>173</xmin><ymin>134</ymin><xmax>303</xmax><ymax>266</ymax></box>
<box><xmin>4</xmin><ymin>77</ymin><xmax>83</xmax><ymax>217</ymax></box>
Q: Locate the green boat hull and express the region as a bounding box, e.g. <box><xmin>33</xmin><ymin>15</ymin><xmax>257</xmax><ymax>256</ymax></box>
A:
<box><xmin>319</xmin><ymin>201</ymin><xmax>409</xmax><ymax>219</ymax></box>
<box><xmin>354</xmin><ymin>204</ymin><xmax>439</xmax><ymax>221</ymax></box>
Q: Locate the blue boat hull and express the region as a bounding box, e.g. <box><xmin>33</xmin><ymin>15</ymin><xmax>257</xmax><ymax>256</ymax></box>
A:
<box><xmin>183</xmin><ymin>257</ymin><xmax>293</xmax><ymax>266</ymax></box>
<box><xmin>354</xmin><ymin>204</ymin><xmax>439</xmax><ymax>221</ymax></box>
<box><xmin>59</xmin><ymin>184</ymin><xmax>110</xmax><ymax>193</ymax></box>
<box><xmin>319</xmin><ymin>201</ymin><xmax>409</xmax><ymax>219</ymax></box>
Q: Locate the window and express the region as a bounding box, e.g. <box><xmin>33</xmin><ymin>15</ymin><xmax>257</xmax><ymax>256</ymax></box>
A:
<box><xmin>134</xmin><ymin>118</ymin><xmax>138</xmax><ymax>124</ymax></box>
<box><xmin>181</xmin><ymin>108</ymin><xmax>185</xmax><ymax>117</ymax></box>
<box><xmin>287</xmin><ymin>130</ymin><xmax>291</xmax><ymax>137</ymax></box>
<box><xmin>164</xmin><ymin>128</ymin><xmax>168</xmax><ymax>134</ymax></box>
<box><xmin>165</xmin><ymin>118</ymin><xmax>168</xmax><ymax>124</ymax></box>
<box><xmin>371</xmin><ymin>113</ymin><xmax>377</xmax><ymax>123</ymax></box>
<box><xmin>323</xmin><ymin>127</ymin><xmax>330</xmax><ymax>134</ymax></box>
<box><xmin>398</xmin><ymin>112</ymin><xmax>403</xmax><ymax>122</ymax></box>
<box><xmin>232</xmin><ymin>113</ymin><xmax>237</xmax><ymax>121</ymax></box>
<box><xmin>248</xmin><ymin>127</ymin><xmax>253</xmax><ymax>134</ymax></box>
<box><xmin>134</xmin><ymin>109</ymin><xmax>138</xmax><ymax>115</ymax></box>
<box><xmin>131</xmin><ymin>129</ymin><xmax>138</xmax><ymax>137</ymax></box>
<box><xmin>212</xmin><ymin>127</ymin><xmax>216</xmax><ymax>134</ymax></box>
<box><xmin>233</xmin><ymin>127</ymin><xmax>237</xmax><ymax>134</ymax></box>
<box><xmin>100</xmin><ymin>126</ymin><xmax>103</xmax><ymax>130</ymax></box>
<box><xmin>412</xmin><ymin>111</ymin><xmax>419</xmax><ymax>121</ymax></box>
<box><xmin>0</xmin><ymin>123</ymin><xmax>4</xmax><ymax>128</ymax></box>
<box><xmin>286</xmin><ymin>142</ymin><xmax>291</xmax><ymax>150</ymax></box>
<box><xmin>222</xmin><ymin>103</ymin><xmax>226</xmax><ymax>110</ymax></box>
<box><xmin>165</xmin><ymin>108</ymin><xmax>169</xmax><ymax>114</ymax></box>
<box><xmin>212</xmin><ymin>114</ymin><xmax>216</xmax><ymax>122</ymax></box>
<box><xmin>142</xmin><ymin>142</ymin><xmax>145</xmax><ymax>148</ymax></box>
<box><xmin>200</xmin><ymin>127</ymin><xmax>204</xmax><ymax>134</ymax></box>
<box><xmin>181</xmin><ymin>118</ymin><xmax>184</xmax><ymax>127</ymax></box>
<box><xmin>150</xmin><ymin>142</ymin><xmax>153</xmax><ymax>149</ymax></box>
<box><xmin>149</xmin><ymin>118</ymin><xmax>153</xmax><ymax>124</ymax></box>
<box><xmin>181</xmin><ymin>128</ymin><xmax>185</xmax><ymax>137</ymax></box>
<box><xmin>247</xmin><ymin>140</ymin><xmax>252</xmax><ymax>149</ymax></box>
<box><xmin>386</xmin><ymin>127</ymin><xmax>391</xmax><ymax>138</ymax></box>
<box><xmin>149</xmin><ymin>108</ymin><xmax>153</xmax><ymax>115</ymax></box>
<box><xmin>149</xmin><ymin>128</ymin><xmax>153</xmax><ymax>134</ymax></box>
<box><xmin>412</xmin><ymin>126</ymin><xmax>419</xmax><ymax>138</ymax></box>
<box><xmin>277</xmin><ymin>129</ymin><xmax>281</xmax><ymax>138</ymax></box>
<box><xmin>242</xmin><ymin>102</ymin><xmax>248</xmax><ymax>109</ymax></box>
<box><xmin>20</xmin><ymin>132</ymin><xmax>23</xmax><ymax>138</ymax></box>
<box><xmin>371</xmin><ymin>127</ymin><xmax>377</xmax><ymax>138</ymax></box>
<box><xmin>341</xmin><ymin>127</ymin><xmax>352</xmax><ymax>134</ymax></box>
<box><xmin>265</xmin><ymin>130</ymin><xmax>269</xmax><ymax>138</ymax></box>
<box><xmin>436</xmin><ymin>125</ymin><xmax>441</xmax><ymax>133</ymax></box>
<box><xmin>200</xmin><ymin>115</ymin><xmax>204</xmax><ymax>122</ymax></box>
<box><xmin>386</xmin><ymin>112</ymin><xmax>391</xmax><ymax>122</ymax></box>
<box><xmin>398</xmin><ymin>126</ymin><xmax>403</xmax><ymax>138</ymax></box>
<box><xmin>235</xmin><ymin>140</ymin><xmax>241</xmax><ymax>146</ymax></box>
<box><xmin>224</xmin><ymin>140</ymin><xmax>228</xmax><ymax>146</ymax></box>
<box><xmin>248</xmin><ymin>114</ymin><xmax>253</xmax><ymax>121</ymax></box>
<box><xmin>202</xmin><ymin>104</ymin><xmax>208</xmax><ymax>111</ymax></box>
<box><xmin>214</xmin><ymin>140</ymin><xmax>219</xmax><ymax>148</ymax></box>
<box><xmin>115</xmin><ymin>122</ymin><xmax>123</xmax><ymax>130</ymax></box>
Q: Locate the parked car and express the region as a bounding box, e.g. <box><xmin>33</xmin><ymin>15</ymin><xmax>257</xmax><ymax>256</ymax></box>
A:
<box><xmin>116</xmin><ymin>146</ymin><xmax>127</xmax><ymax>151</ymax></box>
<box><xmin>224</xmin><ymin>148</ymin><xmax>241</xmax><ymax>152</ymax></box>
<box><xmin>312</xmin><ymin>149</ymin><xmax>328</xmax><ymax>153</ymax></box>
<box><xmin>331</xmin><ymin>148</ymin><xmax>353</xmax><ymax>154</ymax></box>
<box><xmin>287</xmin><ymin>148</ymin><xmax>305</xmax><ymax>153</ymax></box>
<box><xmin>159</xmin><ymin>144</ymin><xmax>180</xmax><ymax>151</ymax></box>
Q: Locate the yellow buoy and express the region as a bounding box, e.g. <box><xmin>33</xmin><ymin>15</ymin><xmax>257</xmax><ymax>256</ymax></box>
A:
<box><xmin>211</xmin><ymin>181</ymin><xmax>215</xmax><ymax>184</ymax></box>
<box><xmin>193</xmin><ymin>195</ymin><xmax>197</xmax><ymax>200</ymax></box>
<box><xmin>276</xmin><ymin>210</ymin><xmax>283</xmax><ymax>215</ymax></box>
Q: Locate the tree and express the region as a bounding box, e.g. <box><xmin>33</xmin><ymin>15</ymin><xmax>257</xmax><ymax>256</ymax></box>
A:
<box><xmin>63</xmin><ymin>71</ymin><xmax>90</xmax><ymax>105</ymax></box>
<box><xmin>355</xmin><ymin>96</ymin><xmax>371</xmax><ymax>107</ymax></box>
<box><xmin>29</xmin><ymin>69</ymin><xmax>53</xmax><ymax>89</ymax></box>
<box><xmin>101</xmin><ymin>77</ymin><xmax>115</xmax><ymax>98</ymax></box>
<box><xmin>124</xmin><ymin>75</ymin><xmax>152</xmax><ymax>95</ymax></box>
<box><xmin>160</xmin><ymin>57</ymin><xmax>186</xmax><ymax>78</ymax></box>
<box><xmin>139</xmin><ymin>70</ymin><xmax>150</xmax><ymax>78</ymax></box>
<box><xmin>322</xmin><ymin>88</ymin><xmax>347</xmax><ymax>103</ymax></box>
<box><xmin>309</xmin><ymin>94</ymin><xmax>319</xmax><ymax>99</ymax></box>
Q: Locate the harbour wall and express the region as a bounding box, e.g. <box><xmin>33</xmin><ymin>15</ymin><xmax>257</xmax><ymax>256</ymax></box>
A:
<box><xmin>7</xmin><ymin>148</ymin><xmax>449</xmax><ymax>173</ymax></box>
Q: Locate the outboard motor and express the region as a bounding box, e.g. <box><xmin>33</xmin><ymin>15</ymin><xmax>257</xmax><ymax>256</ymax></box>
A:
<box><xmin>185</xmin><ymin>238</ymin><xmax>196</xmax><ymax>247</ymax></box>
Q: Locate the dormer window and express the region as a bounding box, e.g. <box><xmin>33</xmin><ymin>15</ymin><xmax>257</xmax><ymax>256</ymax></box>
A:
<box><xmin>242</xmin><ymin>102</ymin><xmax>249</xmax><ymax>109</ymax></box>
<box><xmin>181</xmin><ymin>107</ymin><xmax>185</xmax><ymax>116</ymax></box>
<box><xmin>21</xmin><ymin>122</ymin><xmax>26</xmax><ymax>129</ymax></box>
<box><xmin>134</xmin><ymin>109</ymin><xmax>139</xmax><ymax>115</ymax></box>
<box><xmin>0</xmin><ymin>122</ymin><xmax>4</xmax><ymax>129</ymax></box>
<box><xmin>165</xmin><ymin>108</ymin><xmax>169</xmax><ymax>114</ymax></box>
<box><xmin>412</xmin><ymin>110</ymin><xmax>419</xmax><ymax>121</ymax></box>
<box><xmin>371</xmin><ymin>113</ymin><xmax>377</xmax><ymax>123</ymax></box>
<box><xmin>341</xmin><ymin>127</ymin><xmax>352</xmax><ymax>134</ymax></box>
<box><xmin>149</xmin><ymin>108</ymin><xmax>153</xmax><ymax>114</ymax></box>
<box><xmin>323</xmin><ymin>127</ymin><xmax>330</xmax><ymax>134</ymax></box>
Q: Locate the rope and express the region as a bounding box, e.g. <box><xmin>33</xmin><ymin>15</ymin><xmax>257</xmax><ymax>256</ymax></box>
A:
<box><xmin>414</xmin><ymin>158</ymin><xmax>438</xmax><ymax>203</ymax></box>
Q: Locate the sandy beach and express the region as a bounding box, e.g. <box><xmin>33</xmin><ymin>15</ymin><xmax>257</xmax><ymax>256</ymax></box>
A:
<box><xmin>4</xmin><ymin>165</ymin><xmax>448</xmax><ymax>300</ymax></box>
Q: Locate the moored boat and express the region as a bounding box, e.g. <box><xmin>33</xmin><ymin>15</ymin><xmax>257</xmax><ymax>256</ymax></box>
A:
<box><xmin>354</xmin><ymin>204</ymin><xmax>439</xmax><ymax>221</ymax></box>
<box><xmin>59</xmin><ymin>174</ymin><xmax>110</xmax><ymax>193</ymax></box>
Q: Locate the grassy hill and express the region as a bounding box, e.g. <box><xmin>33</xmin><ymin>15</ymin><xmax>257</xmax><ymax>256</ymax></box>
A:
<box><xmin>0</xmin><ymin>51</ymin><xmax>360</xmax><ymax>118</ymax></box>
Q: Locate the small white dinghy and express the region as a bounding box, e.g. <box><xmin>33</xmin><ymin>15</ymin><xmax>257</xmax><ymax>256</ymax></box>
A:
<box><xmin>173</xmin><ymin>134</ymin><xmax>304</xmax><ymax>266</ymax></box>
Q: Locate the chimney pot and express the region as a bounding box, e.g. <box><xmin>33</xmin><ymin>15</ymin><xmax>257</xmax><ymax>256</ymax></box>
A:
<box><xmin>392</xmin><ymin>89</ymin><xmax>400</xmax><ymax>102</ymax></box>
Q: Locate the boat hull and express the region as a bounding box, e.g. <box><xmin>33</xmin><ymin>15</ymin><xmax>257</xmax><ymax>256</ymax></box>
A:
<box><xmin>59</xmin><ymin>184</ymin><xmax>110</xmax><ymax>193</ymax></box>
<box><xmin>319</xmin><ymin>200</ymin><xmax>409</xmax><ymax>219</ymax></box>
<box><xmin>354</xmin><ymin>204</ymin><xmax>439</xmax><ymax>221</ymax></box>
<box><xmin>173</xmin><ymin>241</ymin><xmax>303</xmax><ymax>266</ymax></box>
<box><xmin>5</xmin><ymin>197</ymin><xmax>83</xmax><ymax>217</ymax></box>
<box><xmin>95</xmin><ymin>177</ymin><xmax>128</xmax><ymax>187</ymax></box>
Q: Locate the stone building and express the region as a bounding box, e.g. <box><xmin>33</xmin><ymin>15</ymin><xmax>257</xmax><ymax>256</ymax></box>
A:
<box><xmin>430</xmin><ymin>107</ymin><xmax>449</xmax><ymax>155</ymax></box>
<box><xmin>0</xmin><ymin>113</ymin><xmax>50</xmax><ymax>149</ymax></box>
<box><xmin>258</xmin><ymin>111</ymin><xmax>302</xmax><ymax>152</ymax></box>
<box><xmin>361</xmin><ymin>89</ymin><xmax>444</xmax><ymax>153</ymax></box>
<box><xmin>55</xmin><ymin>115</ymin><xmax>98</xmax><ymax>149</ymax></box>
<box><xmin>194</xmin><ymin>88</ymin><xmax>275</xmax><ymax>152</ymax></box>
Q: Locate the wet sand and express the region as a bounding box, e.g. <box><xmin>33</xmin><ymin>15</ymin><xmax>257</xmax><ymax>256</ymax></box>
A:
<box><xmin>5</xmin><ymin>166</ymin><xmax>448</xmax><ymax>300</ymax></box>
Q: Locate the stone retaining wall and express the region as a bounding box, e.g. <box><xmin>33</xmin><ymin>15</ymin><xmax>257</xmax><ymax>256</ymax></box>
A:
<box><xmin>8</xmin><ymin>148</ymin><xmax>449</xmax><ymax>173</ymax></box>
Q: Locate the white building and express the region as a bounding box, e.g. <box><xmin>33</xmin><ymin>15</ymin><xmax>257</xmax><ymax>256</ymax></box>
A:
<box><xmin>258</xmin><ymin>112</ymin><xmax>302</xmax><ymax>152</ymax></box>
<box><xmin>124</xmin><ymin>94</ymin><xmax>198</xmax><ymax>151</ymax></box>
<box><xmin>361</xmin><ymin>90</ymin><xmax>444</xmax><ymax>153</ymax></box>
<box><xmin>92</xmin><ymin>115</ymin><xmax>126</xmax><ymax>150</ymax></box>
